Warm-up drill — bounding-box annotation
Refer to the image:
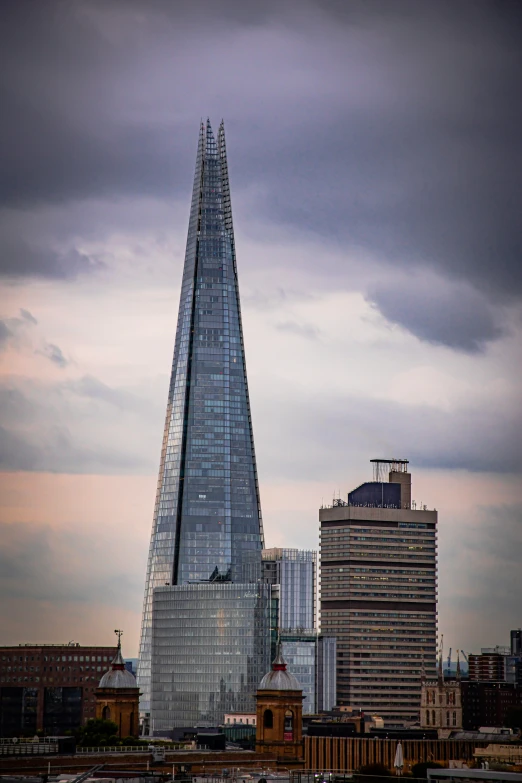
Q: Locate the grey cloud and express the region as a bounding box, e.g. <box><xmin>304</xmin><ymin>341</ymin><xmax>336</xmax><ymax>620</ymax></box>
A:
<box><xmin>0</xmin><ymin>375</ymin><xmax>164</xmax><ymax>475</ymax></box>
<box><xmin>0</xmin><ymin>320</ymin><xmax>12</xmax><ymax>346</ymax></box>
<box><xmin>0</xmin><ymin>309</ymin><xmax>38</xmax><ymax>350</ymax></box>
<box><xmin>438</xmin><ymin>503</ymin><xmax>522</xmax><ymax>651</ymax></box>
<box><xmin>275</xmin><ymin>320</ymin><xmax>320</xmax><ymax>340</ymax></box>
<box><xmin>0</xmin><ymin>0</ymin><xmax>520</xmax><ymax>313</ymax></box>
<box><xmin>37</xmin><ymin>342</ymin><xmax>69</xmax><ymax>368</ymax></box>
<box><xmin>0</xmin><ymin>422</ymin><xmax>143</xmax><ymax>474</ymax></box>
<box><xmin>0</xmin><ymin>520</ymin><xmax>142</xmax><ymax>609</ymax></box>
<box><xmin>20</xmin><ymin>308</ymin><xmax>37</xmax><ymax>325</ymax></box>
<box><xmin>0</xmin><ymin>235</ymin><xmax>103</xmax><ymax>279</ymax></box>
<box><xmin>254</xmin><ymin>386</ymin><xmax>522</xmax><ymax>485</ymax></box>
<box><xmin>367</xmin><ymin>274</ymin><xmax>505</xmax><ymax>352</ymax></box>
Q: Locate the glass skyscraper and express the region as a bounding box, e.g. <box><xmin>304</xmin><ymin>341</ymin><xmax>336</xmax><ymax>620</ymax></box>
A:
<box><xmin>138</xmin><ymin>120</ymin><xmax>266</xmax><ymax>723</ymax></box>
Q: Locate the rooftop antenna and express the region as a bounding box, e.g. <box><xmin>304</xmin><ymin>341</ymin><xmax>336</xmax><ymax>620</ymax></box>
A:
<box><xmin>114</xmin><ymin>629</ymin><xmax>123</xmax><ymax>651</ymax></box>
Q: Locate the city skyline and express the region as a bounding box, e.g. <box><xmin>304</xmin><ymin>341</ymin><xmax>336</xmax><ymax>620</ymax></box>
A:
<box><xmin>0</xmin><ymin>1</ymin><xmax>521</xmax><ymax>658</ymax></box>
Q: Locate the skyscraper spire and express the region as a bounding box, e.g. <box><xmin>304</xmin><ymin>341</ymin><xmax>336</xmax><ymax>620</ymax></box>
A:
<box><xmin>137</xmin><ymin>120</ymin><xmax>265</xmax><ymax>716</ymax></box>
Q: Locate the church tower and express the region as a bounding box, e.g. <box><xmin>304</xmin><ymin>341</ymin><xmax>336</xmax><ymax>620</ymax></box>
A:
<box><xmin>95</xmin><ymin>631</ymin><xmax>140</xmax><ymax>738</ymax></box>
<box><xmin>255</xmin><ymin>645</ymin><xmax>304</xmax><ymax>764</ymax></box>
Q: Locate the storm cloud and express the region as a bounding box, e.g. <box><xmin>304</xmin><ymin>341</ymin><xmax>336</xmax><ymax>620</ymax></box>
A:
<box><xmin>0</xmin><ymin>0</ymin><xmax>521</xmax><ymax>345</ymax></box>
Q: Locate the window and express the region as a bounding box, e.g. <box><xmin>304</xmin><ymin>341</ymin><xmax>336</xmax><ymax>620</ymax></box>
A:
<box><xmin>102</xmin><ymin>705</ymin><xmax>111</xmax><ymax>721</ymax></box>
<box><xmin>263</xmin><ymin>709</ymin><xmax>273</xmax><ymax>729</ymax></box>
<box><xmin>284</xmin><ymin>710</ymin><xmax>294</xmax><ymax>741</ymax></box>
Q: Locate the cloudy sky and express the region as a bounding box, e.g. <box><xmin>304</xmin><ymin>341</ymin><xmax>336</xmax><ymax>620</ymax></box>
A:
<box><xmin>1</xmin><ymin>0</ymin><xmax>521</xmax><ymax>657</ymax></box>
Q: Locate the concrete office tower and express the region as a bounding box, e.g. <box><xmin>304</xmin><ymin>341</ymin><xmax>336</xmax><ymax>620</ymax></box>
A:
<box><xmin>319</xmin><ymin>459</ymin><xmax>437</xmax><ymax>725</ymax></box>
<box><xmin>138</xmin><ymin>121</ymin><xmax>267</xmax><ymax>728</ymax></box>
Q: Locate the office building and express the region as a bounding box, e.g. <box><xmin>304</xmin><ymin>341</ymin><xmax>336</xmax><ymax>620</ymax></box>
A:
<box><xmin>262</xmin><ymin>548</ymin><xmax>335</xmax><ymax>715</ymax></box>
<box><xmin>511</xmin><ymin>630</ymin><xmax>522</xmax><ymax>657</ymax></box>
<box><xmin>461</xmin><ymin>681</ymin><xmax>522</xmax><ymax>730</ymax></box>
<box><xmin>279</xmin><ymin>631</ymin><xmax>317</xmax><ymax>714</ymax></box>
<box><xmin>150</xmin><ymin>583</ymin><xmax>270</xmax><ymax>731</ymax></box>
<box><xmin>319</xmin><ymin>458</ymin><xmax>437</xmax><ymax>725</ymax></box>
<box><xmin>262</xmin><ymin>548</ymin><xmax>317</xmax><ymax>631</ymax></box>
<box><xmin>0</xmin><ymin>643</ymin><xmax>117</xmax><ymax>736</ymax></box>
<box><xmin>469</xmin><ymin>649</ymin><xmax>508</xmax><ymax>682</ymax></box>
<box><xmin>138</xmin><ymin>120</ymin><xmax>266</xmax><ymax>729</ymax></box>
<box><xmin>317</xmin><ymin>635</ymin><xmax>337</xmax><ymax>712</ymax></box>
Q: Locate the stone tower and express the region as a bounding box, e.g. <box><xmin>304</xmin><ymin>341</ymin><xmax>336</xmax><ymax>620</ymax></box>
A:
<box><xmin>255</xmin><ymin>645</ymin><xmax>304</xmax><ymax>764</ymax></box>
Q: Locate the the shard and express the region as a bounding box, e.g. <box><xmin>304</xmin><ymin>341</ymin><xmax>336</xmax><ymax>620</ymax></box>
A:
<box><xmin>137</xmin><ymin>120</ymin><xmax>268</xmax><ymax>729</ymax></box>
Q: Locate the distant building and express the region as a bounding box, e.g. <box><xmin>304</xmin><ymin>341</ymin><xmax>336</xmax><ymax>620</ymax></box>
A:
<box><xmin>0</xmin><ymin>643</ymin><xmax>117</xmax><ymax>735</ymax></box>
<box><xmin>511</xmin><ymin>630</ymin><xmax>522</xmax><ymax>657</ymax></box>
<box><xmin>262</xmin><ymin>548</ymin><xmax>336</xmax><ymax>715</ymax></box>
<box><xmin>461</xmin><ymin>681</ymin><xmax>522</xmax><ymax>730</ymax></box>
<box><xmin>224</xmin><ymin>712</ymin><xmax>256</xmax><ymax>725</ymax></box>
<box><xmin>262</xmin><ymin>548</ymin><xmax>317</xmax><ymax>631</ymax></box>
<box><xmin>469</xmin><ymin>649</ymin><xmax>509</xmax><ymax>682</ymax></box>
<box><xmin>317</xmin><ymin>635</ymin><xmax>337</xmax><ymax>712</ymax></box>
<box><xmin>319</xmin><ymin>458</ymin><xmax>437</xmax><ymax>725</ymax></box>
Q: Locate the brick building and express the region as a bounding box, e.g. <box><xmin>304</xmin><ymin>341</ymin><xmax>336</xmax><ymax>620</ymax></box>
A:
<box><xmin>0</xmin><ymin>643</ymin><xmax>117</xmax><ymax>735</ymax></box>
<box><xmin>468</xmin><ymin>651</ymin><xmax>506</xmax><ymax>682</ymax></box>
<box><xmin>461</xmin><ymin>681</ymin><xmax>522</xmax><ymax>730</ymax></box>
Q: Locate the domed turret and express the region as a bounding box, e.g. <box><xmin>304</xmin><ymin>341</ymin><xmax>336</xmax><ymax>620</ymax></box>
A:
<box><xmin>95</xmin><ymin>630</ymin><xmax>139</xmax><ymax>737</ymax></box>
<box><xmin>258</xmin><ymin>645</ymin><xmax>302</xmax><ymax>691</ymax></box>
<box><xmin>98</xmin><ymin>644</ymin><xmax>137</xmax><ymax>689</ymax></box>
<box><xmin>255</xmin><ymin>642</ymin><xmax>304</xmax><ymax>762</ymax></box>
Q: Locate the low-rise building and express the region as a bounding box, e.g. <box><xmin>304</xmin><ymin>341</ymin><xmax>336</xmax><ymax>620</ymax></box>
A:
<box><xmin>461</xmin><ymin>681</ymin><xmax>522</xmax><ymax>730</ymax></box>
<box><xmin>0</xmin><ymin>643</ymin><xmax>117</xmax><ymax>735</ymax></box>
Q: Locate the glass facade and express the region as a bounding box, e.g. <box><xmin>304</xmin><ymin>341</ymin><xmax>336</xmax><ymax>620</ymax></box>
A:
<box><xmin>138</xmin><ymin>120</ymin><xmax>264</xmax><ymax>713</ymax></box>
<box><xmin>151</xmin><ymin>584</ymin><xmax>270</xmax><ymax>730</ymax></box>
<box><xmin>280</xmin><ymin>635</ymin><xmax>317</xmax><ymax>714</ymax></box>
<box><xmin>317</xmin><ymin>635</ymin><xmax>337</xmax><ymax>712</ymax></box>
<box><xmin>262</xmin><ymin>548</ymin><xmax>316</xmax><ymax>631</ymax></box>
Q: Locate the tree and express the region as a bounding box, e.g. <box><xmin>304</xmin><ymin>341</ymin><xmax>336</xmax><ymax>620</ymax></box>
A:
<box><xmin>411</xmin><ymin>762</ymin><xmax>443</xmax><ymax>780</ymax></box>
<box><xmin>76</xmin><ymin>718</ymin><xmax>119</xmax><ymax>746</ymax></box>
<box><xmin>354</xmin><ymin>763</ymin><xmax>392</xmax><ymax>780</ymax></box>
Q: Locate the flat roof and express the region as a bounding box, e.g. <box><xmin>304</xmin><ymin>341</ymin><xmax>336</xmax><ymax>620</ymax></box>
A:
<box><xmin>427</xmin><ymin>770</ymin><xmax>522</xmax><ymax>782</ymax></box>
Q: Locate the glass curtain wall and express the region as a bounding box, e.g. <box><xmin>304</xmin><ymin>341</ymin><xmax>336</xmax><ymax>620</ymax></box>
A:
<box><xmin>151</xmin><ymin>584</ymin><xmax>270</xmax><ymax>730</ymax></box>
<box><xmin>138</xmin><ymin>120</ymin><xmax>264</xmax><ymax>713</ymax></box>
